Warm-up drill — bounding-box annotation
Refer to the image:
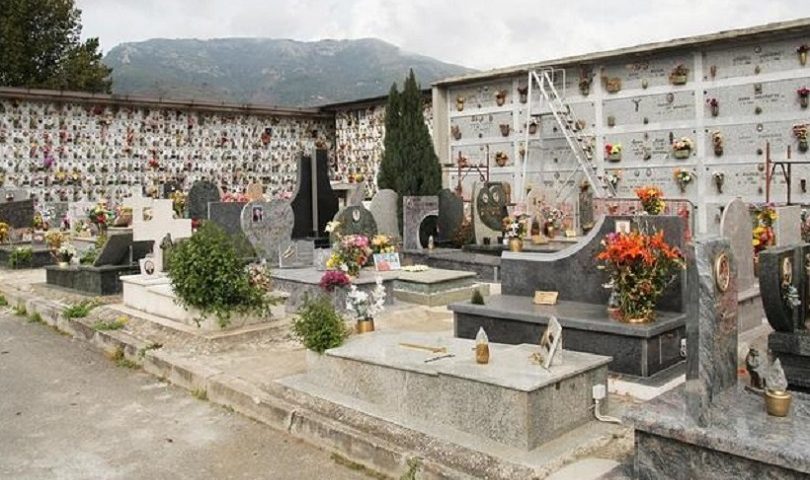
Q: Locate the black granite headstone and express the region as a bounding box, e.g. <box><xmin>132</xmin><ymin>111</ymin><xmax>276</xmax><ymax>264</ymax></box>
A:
<box><xmin>291</xmin><ymin>150</ymin><xmax>338</xmax><ymax>238</ymax></box>
<box><xmin>188</xmin><ymin>181</ymin><xmax>221</xmax><ymax>220</ymax></box>
<box><xmin>93</xmin><ymin>231</ymin><xmax>134</xmax><ymax>267</ymax></box>
<box><xmin>760</xmin><ymin>245</ymin><xmax>804</xmax><ymax>333</ymax></box>
<box><xmin>0</xmin><ymin>199</ymin><xmax>35</xmax><ymax>229</ymax></box>
<box><xmin>208</xmin><ymin>201</ymin><xmax>254</xmax><ymax>257</ymax></box>
<box><xmin>437</xmin><ymin>189</ymin><xmax>464</xmax><ymax>244</ymax></box>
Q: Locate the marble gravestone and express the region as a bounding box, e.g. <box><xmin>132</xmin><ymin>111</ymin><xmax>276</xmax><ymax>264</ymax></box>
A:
<box><xmin>720</xmin><ymin>198</ymin><xmax>762</xmax><ymax>331</ymax></box>
<box><xmin>290</xmin><ymin>150</ymin><xmax>339</xmax><ymax>239</ymax></box>
<box><xmin>132</xmin><ymin>199</ymin><xmax>192</xmax><ymax>274</ymax></box>
<box><xmin>93</xmin><ymin>231</ymin><xmax>135</xmax><ymax>267</ymax></box>
<box><xmin>525</xmin><ymin>186</ymin><xmax>547</xmax><ymax>234</ymax></box>
<box><xmin>368</xmin><ymin>189</ymin><xmax>399</xmax><ymax>239</ymax></box>
<box><xmin>330</xmin><ymin>205</ymin><xmax>378</xmax><ymax>242</ymax></box>
<box><xmin>208</xmin><ymin>201</ymin><xmax>252</xmax><ymax>256</ymax></box>
<box><xmin>240</xmin><ymin>200</ymin><xmax>294</xmax><ymax>265</ymax></box>
<box><xmin>773</xmin><ymin>205</ymin><xmax>801</xmax><ymax>247</ymax></box>
<box><xmin>578</xmin><ymin>185</ymin><xmax>595</xmax><ymax>233</ymax></box>
<box><xmin>684</xmin><ymin>237</ymin><xmax>738</xmax><ymax>427</ymax></box>
<box><xmin>760</xmin><ymin>245</ymin><xmax>810</xmax><ymax>389</ymax></box>
<box><xmin>472</xmin><ymin>182</ymin><xmax>508</xmax><ymax>246</ymax></box>
<box><xmin>279</xmin><ymin>240</ymin><xmax>316</xmax><ymax>268</ymax></box>
<box><xmin>403</xmin><ymin>196</ymin><xmax>438</xmax><ymax>251</ymax></box>
<box><xmin>0</xmin><ymin>199</ymin><xmax>35</xmax><ymax>229</ymax></box>
<box><xmin>437</xmin><ymin>188</ymin><xmax>464</xmax><ymax>244</ymax></box>
<box><xmin>346</xmin><ymin>184</ymin><xmax>365</xmax><ymax>206</ymax></box>
<box><xmin>187</xmin><ymin>181</ymin><xmax>221</xmax><ymax>220</ymax></box>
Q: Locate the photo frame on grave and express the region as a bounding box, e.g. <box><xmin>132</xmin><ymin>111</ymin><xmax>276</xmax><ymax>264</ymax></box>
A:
<box><xmin>252</xmin><ymin>206</ymin><xmax>265</xmax><ymax>223</ymax></box>
<box><xmin>373</xmin><ymin>253</ymin><xmax>401</xmax><ymax>272</ymax></box>
<box><xmin>143</xmin><ymin>207</ymin><xmax>153</xmax><ymax>221</ymax></box>
<box><xmin>139</xmin><ymin>256</ymin><xmax>156</xmax><ymax>276</ymax></box>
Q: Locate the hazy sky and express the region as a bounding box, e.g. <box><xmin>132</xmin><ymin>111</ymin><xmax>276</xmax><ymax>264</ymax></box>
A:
<box><xmin>76</xmin><ymin>0</ymin><xmax>806</xmax><ymax>70</ymax></box>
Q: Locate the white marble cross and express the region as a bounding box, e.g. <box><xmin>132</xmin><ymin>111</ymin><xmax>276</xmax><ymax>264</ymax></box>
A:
<box><xmin>119</xmin><ymin>192</ymin><xmax>154</xmax><ymax>226</ymax></box>
<box><xmin>132</xmin><ymin>198</ymin><xmax>192</xmax><ymax>274</ymax></box>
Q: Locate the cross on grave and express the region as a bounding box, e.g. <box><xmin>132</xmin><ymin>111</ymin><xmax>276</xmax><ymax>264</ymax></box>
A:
<box><xmin>119</xmin><ymin>193</ymin><xmax>154</xmax><ymax>227</ymax></box>
<box><xmin>132</xmin><ymin>199</ymin><xmax>191</xmax><ymax>274</ymax></box>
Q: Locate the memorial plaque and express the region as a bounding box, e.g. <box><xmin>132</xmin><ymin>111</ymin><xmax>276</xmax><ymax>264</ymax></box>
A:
<box><xmin>603</xmin><ymin>91</ymin><xmax>695</xmax><ymax>127</ymax></box>
<box><xmin>447</xmin><ymin>80</ymin><xmax>513</xmax><ymax>111</ymax></box>
<box><xmin>600</xmin><ymin>54</ymin><xmax>690</xmax><ymax>91</ymax></box>
<box><xmin>368</xmin><ymin>189</ymin><xmax>399</xmax><ymax>239</ymax></box>
<box><xmin>704</xmin><ymin>39</ymin><xmax>798</xmax><ymax>80</ymax></box>
<box><xmin>605</xmin><ymin>128</ymin><xmax>695</xmax><ymax>165</ymax></box>
<box><xmin>450</xmin><ymin>111</ymin><xmax>514</xmax><ymax>141</ymax></box>
<box><xmin>704</xmin><ymin>79</ymin><xmax>794</xmax><ymax>117</ymax></box>
<box><xmin>188</xmin><ymin>181</ymin><xmax>221</xmax><ymax>220</ymax></box>
<box><xmin>240</xmin><ymin>200</ymin><xmax>294</xmax><ymax>264</ymax></box>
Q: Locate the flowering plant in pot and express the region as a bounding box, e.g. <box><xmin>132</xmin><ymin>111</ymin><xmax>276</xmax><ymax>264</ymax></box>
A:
<box><xmin>596</xmin><ymin>229</ymin><xmax>685</xmax><ymax>323</ymax></box>
<box><xmin>793</xmin><ymin>124</ymin><xmax>808</xmax><ymax>153</ymax></box>
<box><xmin>371</xmin><ymin>234</ymin><xmax>396</xmax><ymax>254</ymax></box>
<box><xmin>345</xmin><ymin>277</ymin><xmax>387</xmax><ymax>333</ymax></box>
<box><xmin>635</xmin><ymin>186</ymin><xmax>665</xmax><ymax>215</ymax></box>
<box><xmin>502</xmin><ymin>213</ymin><xmax>529</xmax><ymax>251</ymax></box>
<box><xmin>539</xmin><ymin>206</ymin><xmax>564</xmax><ymax>238</ymax></box>
<box><xmin>87</xmin><ymin>201</ymin><xmax>113</xmax><ymax>236</ymax></box>
<box><xmin>55</xmin><ymin>243</ymin><xmax>76</xmax><ymax>266</ymax></box>
<box><xmin>327</xmin><ymin>234</ymin><xmax>372</xmax><ymax>277</ymax></box>
<box><xmin>752</xmin><ymin>203</ymin><xmax>777</xmax><ymax>255</ymax></box>
<box><xmin>798</xmin><ymin>87</ymin><xmax>810</xmax><ymax>109</ymax></box>
<box><xmin>669</xmin><ymin>64</ymin><xmax>689</xmax><ymax>85</ymax></box>
<box><xmin>319</xmin><ymin>270</ymin><xmax>351</xmax><ymax>292</ymax></box>
<box><xmin>706</xmin><ymin>98</ymin><xmax>720</xmax><ymax>117</ymax></box>
<box><xmin>672</xmin><ymin>137</ymin><xmax>693</xmax><ymax>159</ymax></box>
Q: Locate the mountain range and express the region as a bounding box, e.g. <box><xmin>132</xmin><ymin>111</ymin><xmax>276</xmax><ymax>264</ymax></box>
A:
<box><xmin>103</xmin><ymin>38</ymin><xmax>473</xmax><ymax>107</ymax></box>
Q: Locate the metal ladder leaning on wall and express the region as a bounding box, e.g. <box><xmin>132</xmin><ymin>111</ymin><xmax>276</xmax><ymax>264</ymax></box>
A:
<box><xmin>522</xmin><ymin>69</ymin><xmax>616</xmax><ymax>200</ymax></box>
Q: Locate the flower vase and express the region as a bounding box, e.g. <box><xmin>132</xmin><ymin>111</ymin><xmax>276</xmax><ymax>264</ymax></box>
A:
<box><xmin>800</xmin><ymin>51</ymin><xmax>808</xmax><ymax>66</ymax></box>
<box><xmin>765</xmin><ymin>389</ymin><xmax>792</xmax><ymax>416</ymax></box>
<box><xmin>607</xmin><ymin>152</ymin><xmax>621</xmax><ymax>162</ymax></box>
<box><xmin>356</xmin><ymin>318</ymin><xmax>375</xmax><ymax>334</ymax></box>
<box><xmin>619</xmin><ymin>308</ymin><xmax>655</xmax><ymax>324</ymax></box>
<box><xmin>801</xmin><ymin>96</ymin><xmax>809</xmax><ymax>109</ymax></box>
<box><xmin>58</xmin><ymin>261</ymin><xmax>69</xmax><ymax>268</ymax></box>
<box><xmin>711</xmin><ymin>105</ymin><xmax>719</xmax><ymax>117</ymax></box>
<box><xmin>800</xmin><ymin>139</ymin><xmax>809</xmax><ymax>153</ymax></box>
<box><xmin>545</xmin><ymin>225</ymin><xmax>556</xmax><ymax>239</ymax></box>
<box><xmin>673</xmin><ymin>149</ymin><xmax>691</xmax><ymax>159</ymax></box>
<box><xmin>670</xmin><ymin>74</ymin><xmax>688</xmax><ymax>85</ymax></box>
<box><xmin>508</xmin><ymin>238</ymin><xmax>524</xmax><ymax>252</ymax></box>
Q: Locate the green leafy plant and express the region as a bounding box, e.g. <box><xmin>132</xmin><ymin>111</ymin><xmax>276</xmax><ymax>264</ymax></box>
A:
<box><xmin>79</xmin><ymin>246</ymin><xmax>99</xmax><ymax>265</ymax></box>
<box><xmin>400</xmin><ymin>457</ymin><xmax>422</xmax><ymax>480</ymax></box>
<box><xmin>292</xmin><ymin>295</ymin><xmax>349</xmax><ymax>354</ymax></box>
<box><xmin>92</xmin><ymin>316</ymin><xmax>127</xmax><ymax>331</ymax></box>
<box><xmin>138</xmin><ymin>342</ymin><xmax>163</xmax><ymax>358</ymax></box>
<box><xmin>471</xmin><ymin>289</ymin><xmax>485</xmax><ymax>305</ymax></box>
<box><xmin>63</xmin><ymin>300</ymin><xmax>99</xmax><ymax>319</ymax></box>
<box><xmin>191</xmin><ymin>388</ymin><xmax>208</xmax><ymax>401</ymax></box>
<box><xmin>0</xmin><ymin>295</ymin><xmax>8</xmax><ymax>307</ymax></box>
<box><xmin>27</xmin><ymin>312</ymin><xmax>43</xmax><ymax>324</ymax></box>
<box><xmin>8</xmin><ymin>246</ymin><xmax>33</xmax><ymax>268</ymax></box>
<box><xmin>110</xmin><ymin>347</ymin><xmax>138</xmax><ymax>369</ymax></box>
<box><xmin>167</xmin><ymin>222</ymin><xmax>273</xmax><ymax>328</ymax></box>
<box><xmin>12</xmin><ymin>304</ymin><xmax>27</xmax><ymax>316</ymax></box>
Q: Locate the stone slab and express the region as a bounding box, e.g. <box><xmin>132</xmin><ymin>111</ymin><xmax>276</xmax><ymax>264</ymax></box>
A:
<box><xmin>271</xmin><ymin>267</ymin><xmax>398</xmax><ymax>311</ymax></box>
<box><xmin>403</xmin><ymin>250</ymin><xmax>501</xmax><ymax>282</ymax></box>
<box><xmin>403</xmin><ymin>196</ymin><xmax>438</xmax><ymax>251</ymax></box>
<box><xmin>721</xmin><ymin>198</ymin><xmax>756</xmax><ymax>292</ymax></box>
<box><xmin>93</xmin><ymin>230</ymin><xmax>133</xmax><ymax>267</ymax></box>
<box><xmin>627</xmin><ymin>387</ymin><xmax>810</xmax><ymax>479</ymax></box>
<box><xmin>437</xmin><ymin>188</ymin><xmax>464</xmax><ymax>243</ymax></box>
<box><xmin>394</xmin><ymin>284</ymin><xmax>490</xmax><ymax>307</ymax></box>
<box><xmin>368</xmin><ymin>189</ymin><xmax>399</xmax><ymax>240</ymax></box>
<box><xmin>45</xmin><ymin>264</ymin><xmax>140</xmax><ymax>295</ymax></box>
<box><xmin>240</xmin><ymin>200</ymin><xmax>294</xmax><ymax>263</ymax></box>
<box><xmin>769</xmin><ymin>330</ymin><xmax>810</xmax><ymax>390</ymax></box>
<box><xmin>775</xmin><ymin>205</ymin><xmax>802</xmax><ymax>247</ymax></box>
<box><xmin>329</xmin><ymin>205</ymin><xmax>378</xmax><ymax>241</ymax></box>
<box><xmin>188</xmin><ymin>180</ymin><xmax>221</xmax><ymax>220</ymax></box>
<box><xmin>451</xmin><ymin>295</ymin><xmax>686</xmax><ymax>378</ymax></box>
<box><xmin>290</xmin><ymin>151</ymin><xmax>339</xmax><ymax>238</ymax></box>
<box><xmin>394</xmin><ymin>268</ymin><xmax>477</xmax><ymax>285</ymax></box>
<box><xmin>305</xmin><ymin>330</ymin><xmax>610</xmax><ymax>450</ymax></box>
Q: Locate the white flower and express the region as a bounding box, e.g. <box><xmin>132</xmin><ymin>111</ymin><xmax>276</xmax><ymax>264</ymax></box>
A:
<box><xmin>325</xmin><ymin>221</ymin><xmax>341</xmax><ymax>233</ymax></box>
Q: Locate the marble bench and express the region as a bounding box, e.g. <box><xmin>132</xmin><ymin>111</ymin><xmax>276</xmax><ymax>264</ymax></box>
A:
<box><xmin>449</xmin><ymin>294</ymin><xmax>686</xmax><ymax>379</ymax></box>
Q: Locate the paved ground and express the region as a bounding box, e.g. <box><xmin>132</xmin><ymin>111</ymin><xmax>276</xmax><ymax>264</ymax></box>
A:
<box><xmin>0</xmin><ymin>310</ymin><xmax>368</xmax><ymax>480</ymax></box>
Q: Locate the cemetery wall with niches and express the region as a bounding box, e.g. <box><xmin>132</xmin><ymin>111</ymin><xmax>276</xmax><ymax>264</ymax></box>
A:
<box><xmin>0</xmin><ymin>89</ymin><xmax>335</xmax><ymax>215</ymax></box>
<box><xmin>332</xmin><ymin>98</ymin><xmax>433</xmax><ymax>198</ymax></box>
<box><xmin>441</xmin><ymin>29</ymin><xmax>810</xmax><ymax>234</ymax></box>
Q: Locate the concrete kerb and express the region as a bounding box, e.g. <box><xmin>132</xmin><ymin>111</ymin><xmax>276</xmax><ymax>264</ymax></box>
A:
<box><xmin>0</xmin><ymin>282</ymin><xmax>625</xmax><ymax>480</ymax></box>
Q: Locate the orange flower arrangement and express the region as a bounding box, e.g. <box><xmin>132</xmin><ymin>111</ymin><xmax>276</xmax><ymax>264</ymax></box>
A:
<box><xmin>597</xmin><ymin>229</ymin><xmax>685</xmax><ymax>322</ymax></box>
<box><xmin>635</xmin><ymin>186</ymin><xmax>665</xmax><ymax>215</ymax></box>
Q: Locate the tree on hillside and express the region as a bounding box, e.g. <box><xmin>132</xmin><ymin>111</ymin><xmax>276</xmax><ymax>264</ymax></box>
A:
<box><xmin>0</xmin><ymin>0</ymin><xmax>112</xmax><ymax>92</ymax></box>
<box><xmin>377</xmin><ymin>69</ymin><xmax>442</xmax><ymax>231</ymax></box>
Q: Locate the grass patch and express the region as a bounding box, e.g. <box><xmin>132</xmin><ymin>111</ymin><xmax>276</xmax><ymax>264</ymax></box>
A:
<box><xmin>110</xmin><ymin>347</ymin><xmax>139</xmax><ymax>369</ymax></box>
<box><xmin>0</xmin><ymin>295</ymin><xmax>8</xmax><ymax>307</ymax></box>
<box><xmin>63</xmin><ymin>300</ymin><xmax>99</xmax><ymax>319</ymax></box>
<box><xmin>191</xmin><ymin>388</ymin><xmax>208</xmax><ymax>401</ymax></box>
<box><xmin>330</xmin><ymin>453</ymin><xmax>389</xmax><ymax>480</ymax></box>
<box><xmin>400</xmin><ymin>458</ymin><xmax>422</xmax><ymax>480</ymax></box>
<box><xmin>137</xmin><ymin>342</ymin><xmax>163</xmax><ymax>358</ymax></box>
<box><xmin>92</xmin><ymin>316</ymin><xmax>128</xmax><ymax>331</ymax></box>
<box><xmin>12</xmin><ymin>304</ymin><xmax>27</xmax><ymax>316</ymax></box>
<box><xmin>27</xmin><ymin>312</ymin><xmax>43</xmax><ymax>324</ymax></box>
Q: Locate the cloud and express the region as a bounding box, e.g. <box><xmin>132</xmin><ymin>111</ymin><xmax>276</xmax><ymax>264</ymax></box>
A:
<box><xmin>76</xmin><ymin>0</ymin><xmax>807</xmax><ymax>70</ymax></box>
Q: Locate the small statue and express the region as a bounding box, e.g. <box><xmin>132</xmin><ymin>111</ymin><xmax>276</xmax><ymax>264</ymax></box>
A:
<box><xmin>160</xmin><ymin>233</ymin><xmax>174</xmax><ymax>271</ymax></box>
<box><xmin>745</xmin><ymin>348</ymin><xmax>766</xmax><ymax>390</ymax></box>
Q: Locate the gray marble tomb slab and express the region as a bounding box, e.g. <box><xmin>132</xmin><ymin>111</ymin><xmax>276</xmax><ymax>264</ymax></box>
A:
<box><xmin>368</xmin><ymin>189</ymin><xmax>399</xmax><ymax>239</ymax></box>
<box><xmin>240</xmin><ymin>200</ymin><xmax>294</xmax><ymax>265</ymax></box>
<box><xmin>775</xmin><ymin>205</ymin><xmax>802</xmax><ymax>246</ymax></box>
<box><xmin>437</xmin><ymin>188</ymin><xmax>464</xmax><ymax>243</ymax></box>
<box><xmin>187</xmin><ymin>180</ymin><xmax>221</xmax><ymax>220</ymax></box>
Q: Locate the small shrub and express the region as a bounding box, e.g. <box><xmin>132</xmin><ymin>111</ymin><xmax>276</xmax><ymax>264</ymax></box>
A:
<box><xmin>0</xmin><ymin>295</ymin><xmax>8</xmax><ymax>307</ymax></box>
<box><xmin>110</xmin><ymin>347</ymin><xmax>138</xmax><ymax>369</ymax></box>
<box><xmin>400</xmin><ymin>457</ymin><xmax>422</xmax><ymax>480</ymax></box>
<box><xmin>93</xmin><ymin>316</ymin><xmax>127</xmax><ymax>331</ymax></box>
<box><xmin>79</xmin><ymin>246</ymin><xmax>98</xmax><ymax>265</ymax></box>
<box><xmin>27</xmin><ymin>312</ymin><xmax>43</xmax><ymax>324</ymax></box>
<box><xmin>292</xmin><ymin>295</ymin><xmax>349</xmax><ymax>354</ymax></box>
<box><xmin>12</xmin><ymin>304</ymin><xmax>27</xmax><ymax>316</ymax></box>
<box><xmin>471</xmin><ymin>289</ymin><xmax>485</xmax><ymax>305</ymax></box>
<box><xmin>137</xmin><ymin>342</ymin><xmax>163</xmax><ymax>358</ymax></box>
<box><xmin>8</xmin><ymin>246</ymin><xmax>33</xmax><ymax>268</ymax></box>
<box><xmin>63</xmin><ymin>300</ymin><xmax>99</xmax><ymax>319</ymax></box>
<box><xmin>191</xmin><ymin>388</ymin><xmax>208</xmax><ymax>401</ymax></box>
<box><xmin>168</xmin><ymin>222</ymin><xmax>272</xmax><ymax>328</ymax></box>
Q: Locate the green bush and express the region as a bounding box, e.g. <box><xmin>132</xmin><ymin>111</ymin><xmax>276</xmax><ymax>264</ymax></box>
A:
<box><xmin>167</xmin><ymin>222</ymin><xmax>270</xmax><ymax>328</ymax></box>
<box><xmin>0</xmin><ymin>295</ymin><xmax>8</xmax><ymax>307</ymax></box>
<box><xmin>8</xmin><ymin>247</ymin><xmax>33</xmax><ymax>268</ymax></box>
<box><xmin>79</xmin><ymin>246</ymin><xmax>98</xmax><ymax>265</ymax></box>
<box><xmin>292</xmin><ymin>295</ymin><xmax>349</xmax><ymax>354</ymax></box>
<box><xmin>64</xmin><ymin>300</ymin><xmax>98</xmax><ymax>319</ymax></box>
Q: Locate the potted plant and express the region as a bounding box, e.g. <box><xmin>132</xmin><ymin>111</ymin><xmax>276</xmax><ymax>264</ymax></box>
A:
<box><xmin>55</xmin><ymin>243</ymin><xmax>76</xmax><ymax>267</ymax></box>
<box><xmin>606</xmin><ymin>171</ymin><xmax>622</xmax><ymax>191</ymax></box>
<box><xmin>518</xmin><ymin>85</ymin><xmax>529</xmax><ymax>104</ymax></box>
<box><xmin>451</xmin><ymin>125</ymin><xmax>462</xmax><ymax>140</ymax></box>
<box><xmin>604</xmin><ymin>77</ymin><xmax>621</xmax><ymax>94</ymax></box>
<box><xmin>798</xmin><ymin>87</ymin><xmax>810</xmax><ymax>109</ymax></box>
<box><xmin>669</xmin><ymin>64</ymin><xmax>689</xmax><ymax>85</ymax></box>
<box><xmin>528</xmin><ymin>121</ymin><xmax>539</xmax><ymax>135</ymax></box>
<box><xmin>752</xmin><ymin>203</ymin><xmax>777</xmax><ymax>257</ymax></box>
<box><xmin>635</xmin><ymin>186</ymin><xmax>665</xmax><ymax>215</ymax></box>
<box><xmin>345</xmin><ymin>277</ymin><xmax>387</xmax><ymax>333</ymax></box>
<box><xmin>171</xmin><ymin>190</ymin><xmax>186</xmax><ymax>217</ymax></box>
<box><xmin>672</xmin><ymin>137</ymin><xmax>694</xmax><ymax>159</ymax></box>
<box><xmin>605</xmin><ymin>143</ymin><xmax>622</xmax><ymax>162</ymax></box>
<box><xmin>579</xmin><ymin>77</ymin><xmax>592</xmax><ymax>96</ymax></box>
<box><xmin>292</xmin><ymin>295</ymin><xmax>348</xmax><ymax>353</ymax></box>
<box><xmin>596</xmin><ymin>229</ymin><xmax>685</xmax><ymax>323</ymax></box>
<box><xmin>502</xmin><ymin>213</ymin><xmax>529</xmax><ymax>251</ymax></box>
<box><xmin>707</xmin><ymin>98</ymin><xmax>720</xmax><ymax>117</ymax></box>
<box><xmin>494</xmin><ymin>152</ymin><xmax>509</xmax><ymax>167</ymax></box>
<box><xmin>319</xmin><ymin>270</ymin><xmax>351</xmax><ymax>292</ymax></box>
<box><xmin>327</xmin><ymin>234</ymin><xmax>372</xmax><ymax>277</ymax></box>
<box><xmin>540</xmin><ymin>205</ymin><xmax>564</xmax><ymax>239</ymax></box>
<box><xmin>673</xmin><ymin>168</ymin><xmax>694</xmax><ymax>193</ymax></box>
<box><xmin>797</xmin><ymin>44</ymin><xmax>809</xmax><ymax>66</ymax></box>
<box><xmin>793</xmin><ymin>124</ymin><xmax>809</xmax><ymax>153</ymax></box>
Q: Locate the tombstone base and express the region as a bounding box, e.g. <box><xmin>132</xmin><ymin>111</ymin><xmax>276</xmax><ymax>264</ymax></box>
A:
<box><xmin>283</xmin><ymin>330</ymin><xmax>610</xmax><ymax>450</ymax></box>
<box><xmin>393</xmin><ymin>269</ymin><xmax>488</xmax><ymax>306</ymax></box>
<box><xmin>402</xmin><ymin>249</ymin><xmax>501</xmax><ymax>282</ymax></box>
<box><xmin>45</xmin><ymin>264</ymin><xmax>140</xmax><ymax>295</ymax></box>
<box><xmin>769</xmin><ymin>330</ymin><xmax>810</xmax><ymax>391</ymax></box>
<box><xmin>450</xmin><ymin>295</ymin><xmax>686</xmax><ymax>379</ymax></box>
<box><xmin>271</xmin><ymin>267</ymin><xmax>397</xmax><ymax>312</ymax></box>
<box><xmin>628</xmin><ymin>386</ymin><xmax>810</xmax><ymax>479</ymax></box>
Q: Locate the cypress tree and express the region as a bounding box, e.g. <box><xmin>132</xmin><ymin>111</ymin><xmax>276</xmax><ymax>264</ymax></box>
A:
<box><xmin>377</xmin><ymin>70</ymin><xmax>441</xmax><ymax>233</ymax></box>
